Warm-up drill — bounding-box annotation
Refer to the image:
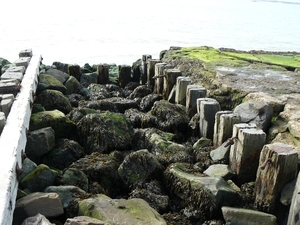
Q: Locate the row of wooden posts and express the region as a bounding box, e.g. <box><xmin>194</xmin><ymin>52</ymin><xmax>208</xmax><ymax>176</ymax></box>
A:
<box><xmin>97</xmin><ymin>55</ymin><xmax>299</xmax><ymax>215</ymax></box>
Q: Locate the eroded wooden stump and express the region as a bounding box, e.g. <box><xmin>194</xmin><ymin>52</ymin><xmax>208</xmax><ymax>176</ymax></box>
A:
<box><xmin>97</xmin><ymin>63</ymin><xmax>109</xmax><ymax>84</ymax></box>
<box><xmin>147</xmin><ymin>59</ymin><xmax>161</xmax><ymax>90</ymax></box>
<box><xmin>118</xmin><ymin>65</ymin><xmax>131</xmax><ymax>88</ymax></box>
<box><xmin>187</xmin><ymin>85</ymin><xmax>206</xmax><ymax>117</ymax></box>
<box><xmin>141</xmin><ymin>54</ymin><xmax>152</xmax><ymax>85</ymax></box>
<box><xmin>287</xmin><ymin>171</ymin><xmax>300</xmax><ymax>225</ymax></box>
<box><xmin>255</xmin><ymin>142</ymin><xmax>298</xmax><ymax>213</ymax></box>
<box><xmin>163</xmin><ymin>69</ymin><xmax>182</xmax><ymax>100</ymax></box>
<box><xmin>213</xmin><ymin>111</ymin><xmax>241</xmax><ymax>148</ymax></box>
<box><xmin>175</xmin><ymin>76</ymin><xmax>191</xmax><ymax>106</ymax></box>
<box><xmin>229</xmin><ymin>123</ymin><xmax>266</xmax><ymax>184</ymax></box>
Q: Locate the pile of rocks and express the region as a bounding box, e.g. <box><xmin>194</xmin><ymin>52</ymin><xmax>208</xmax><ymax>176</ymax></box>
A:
<box><xmin>9</xmin><ymin>53</ymin><xmax>300</xmax><ymax>225</ymax></box>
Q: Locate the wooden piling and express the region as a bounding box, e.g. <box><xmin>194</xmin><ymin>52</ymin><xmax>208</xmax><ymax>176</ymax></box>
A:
<box><xmin>187</xmin><ymin>85</ymin><xmax>206</xmax><ymax>117</ymax></box>
<box><xmin>147</xmin><ymin>59</ymin><xmax>161</xmax><ymax>90</ymax></box>
<box><xmin>254</xmin><ymin>142</ymin><xmax>298</xmax><ymax>213</ymax></box>
<box><xmin>68</xmin><ymin>64</ymin><xmax>82</xmax><ymax>82</ymax></box>
<box><xmin>97</xmin><ymin>63</ymin><xmax>109</xmax><ymax>84</ymax></box>
<box><xmin>213</xmin><ymin>111</ymin><xmax>241</xmax><ymax>148</ymax></box>
<box><xmin>163</xmin><ymin>69</ymin><xmax>182</xmax><ymax>100</ymax></box>
<box><xmin>118</xmin><ymin>65</ymin><xmax>131</xmax><ymax>88</ymax></box>
<box><xmin>198</xmin><ymin>98</ymin><xmax>221</xmax><ymax>140</ymax></box>
<box><xmin>229</xmin><ymin>123</ymin><xmax>266</xmax><ymax>184</ymax></box>
<box><xmin>287</xmin><ymin>171</ymin><xmax>300</xmax><ymax>225</ymax></box>
<box><xmin>175</xmin><ymin>77</ymin><xmax>191</xmax><ymax>106</ymax></box>
<box><xmin>141</xmin><ymin>55</ymin><xmax>152</xmax><ymax>85</ymax></box>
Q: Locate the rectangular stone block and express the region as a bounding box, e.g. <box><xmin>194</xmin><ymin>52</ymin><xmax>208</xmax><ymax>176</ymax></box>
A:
<box><xmin>1</xmin><ymin>97</ymin><xmax>14</xmax><ymax>117</ymax></box>
<box><xmin>19</xmin><ymin>49</ymin><xmax>33</xmax><ymax>58</ymax></box>
<box><xmin>15</xmin><ymin>57</ymin><xmax>31</xmax><ymax>69</ymax></box>
<box><xmin>1</xmin><ymin>72</ymin><xmax>23</xmax><ymax>82</ymax></box>
<box><xmin>5</xmin><ymin>66</ymin><xmax>26</xmax><ymax>74</ymax></box>
<box><xmin>0</xmin><ymin>79</ymin><xmax>21</xmax><ymax>95</ymax></box>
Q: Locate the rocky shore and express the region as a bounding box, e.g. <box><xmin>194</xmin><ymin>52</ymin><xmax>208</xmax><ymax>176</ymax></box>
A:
<box><xmin>2</xmin><ymin>46</ymin><xmax>300</xmax><ymax>225</ymax></box>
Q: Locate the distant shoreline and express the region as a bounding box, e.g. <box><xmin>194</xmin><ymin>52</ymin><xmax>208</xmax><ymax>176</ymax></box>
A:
<box><xmin>252</xmin><ymin>0</ymin><xmax>300</xmax><ymax>5</ymax></box>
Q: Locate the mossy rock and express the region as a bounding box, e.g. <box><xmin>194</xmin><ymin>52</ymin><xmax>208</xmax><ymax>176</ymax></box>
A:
<box><xmin>29</xmin><ymin>110</ymin><xmax>77</xmax><ymax>139</ymax></box>
<box><xmin>21</xmin><ymin>164</ymin><xmax>58</xmax><ymax>192</ymax></box>
<box><xmin>78</xmin><ymin>194</ymin><xmax>167</xmax><ymax>225</ymax></box>
<box><xmin>37</xmin><ymin>74</ymin><xmax>67</xmax><ymax>95</ymax></box>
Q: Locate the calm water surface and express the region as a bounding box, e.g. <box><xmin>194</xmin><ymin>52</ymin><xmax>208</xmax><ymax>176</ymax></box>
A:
<box><xmin>0</xmin><ymin>0</ymin><xmax>300</xmax><ymax>66</ymax></box>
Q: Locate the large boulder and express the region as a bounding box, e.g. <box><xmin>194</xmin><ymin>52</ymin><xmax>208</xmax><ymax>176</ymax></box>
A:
<box><xmin>79</xmin><ymin>97</ymin><xmax>139</xmax><ymax>114</ymax></box>
<box><xmin>25</xmin><ymin>127</ymin><xmax>55</xmax><ymax>162</ymax></box>
<box><xmin>44</xmin><ymin>185</ymin><xmax>87</xmax><ymax>209</ymax></box>
<box><xmin>37</xmin><ymin>74</ymin><xmax>67</xmax><ymax>95</ymax></box>
<box><xmin>163</xmin><ymin>163</ymin><xmax>240</xmax><ymax>221</ymax></box>
<box><xmin>41</xmin><ymin>138</ymin><xmax>85</xmax><ymax>170</ymax></box>
<box><xmin>65</xmin><ymin>75</ymin><xmax>83</xmax><ymax>94</ymax></box>
<box><xmin>80</xmin><ymin>72</ymin><xmax>98</xmax><ymax>88</ymax></box>
<box><xmin>77</xmin><ymin>112</ymin><xmax>134</xmax><ymax>154</ymax></box>
<box><xmin>58</xmin><ymin>168</ymin><xmax>89</xmax><ymax>192</ymax></box>
<box><xmin>142</xmin><ymin>100</ymin><xmax>190</xmax><ymax>140</ymax></box>
<box><xmin>78</xmin><ymin>194</ymin><xmax>166</xmax><ymax>225</ymax></box>
<box><xmin>29</xmin><ymin>110</ymin><xmax>77</xmax><ymax>139</ymax></box>
<box><xmin>233</xmin><ymin>100</ymin><xmax>273</xmax><ymax>132</ymax></box>
<box><xmin>64</xmin><ymin>216</ymin><xmax>109</xmax><ymax>225</ymax></box>
<box><xmin>21</xmin><ymin>213</ymin><xmax>54</xmax><ymax>225</ymax></box>
<box><xmin>140</xmin><ymin>94</ymin><xmax>162</xmax><ymax>112</ymax></box>
<box><xmin>35</xmin><ymin>89</ymin><xmax>73</xmax><ymax>114</ymax></box>
<box><xmin>20</xmin><ymin>164</ymin><xmax>58</xmax><ymax>192</ymax></box>
<box><xmin>87</xmin><ymin>83</ymin><xmax>111</xmax><ymax>100</ymax></box>
<box><xmin>127</xmin><ymin>85</ymin><xmax>152</xmax><ymax>99</ymax></box>
<box><xmin>13</xmin><ymin>193</ymin><xmax>64</xmax><ymax>225</ymax></box>
<box><xmin>118</xmin><ymin>149</ymin><xmax>164</xmax><ymax>189</ymax></box>
<box><xmin>70</xmin><ymin>152</ymin><xmax>123</xmax><ymax>197</ymax></box>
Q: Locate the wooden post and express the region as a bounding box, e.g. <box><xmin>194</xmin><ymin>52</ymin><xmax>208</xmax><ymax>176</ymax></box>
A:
<box><xmin>141</xmin><ymin>55</ymin><xmax>152</xmax><ymax>85</ymax></box>
<box><xmin>163</xmin><ymin>69</ymin><xmax>182</xmax><ymax>100</ymax></box>
<box><xmin>213</xmin><ymin>111</ymin><xmax>241</xmax><ymax>148</ymax></box>
<box><xmin>175</xmin><ymin>76</ymin><xmax>191</xmax><ymax>106</ymax></box>
<box><xmin>187</xmin><ymin>85</ymin><xmax>206</xmax><ymax>117</ymax></box>
<box><xmin>154</xmin><ymin>63</ymin><xmax>172</xmax><ymax>95</ymax></box>
<box><xmin>287</xmin><ymin>172</ymin><xmax>300</xmax><ymax>225</ymax></box>
<box><xmin>68</xmin><ymin>64</ymin><xmax>82</xmax><ymax>82</ymax></box>
<box><xmin>118</xmin><ymin>65</ymin><xmax>131</xmax><ymax>88</ymax></box>
<box><xmin>132</xmin><ymin>61</ymin><xmax>141</xmax><ymax>83</ymax></box>
<box><xmin>147</xmin><ymin>59</ymin><xmax>161</xmax><ymax>90</ymax></box>
<box><xmin>97</xmin><ymin>63</ymin><xmax>109</xmax><ymax>84</ymax></box>
<box><xmin>229</xmin><ymin>124</ymin><xmax>266</xmax><ymax>184</ymax></box>
<box><xmin>254</xmin><ymin>142</ymin><xmax>298</xmax><ymax>213</ymax></box>
<box><xmin>198</xmin><ymin>98</ymin><xmax>221</xmax><ymax>140</ymax></box>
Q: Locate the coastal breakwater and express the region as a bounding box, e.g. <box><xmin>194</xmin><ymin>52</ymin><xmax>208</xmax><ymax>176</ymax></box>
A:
<box><xmin>0</xmin><ymin>46</ymin><xmax>300</xmax><ymax>224</ymax></box>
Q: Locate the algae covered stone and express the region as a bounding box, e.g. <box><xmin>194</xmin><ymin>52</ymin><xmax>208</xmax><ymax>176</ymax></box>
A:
<box><xmin>78</xmin><ymin>194</ymin><xmax>166</xmax><ymax>225</ymax></box>
<box><xmin>37</xmin><ymin>73</ymin><xmax>67</xmax><ymax>95</ymax></box>
<box><xmin>77</xmin><ymin>111</ymin><xmax>134</xmax><ymax>154</ymax></box>
<box><xmin>29</xmin><ymin>110</ymin><xmax>77</xmax><ymax>139</ymax></box>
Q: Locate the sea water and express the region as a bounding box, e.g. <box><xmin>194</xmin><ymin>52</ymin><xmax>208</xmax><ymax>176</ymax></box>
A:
<box><xmin>0</xmin><ymin>0</ymin><xmax>299</xmax><ymax>66</ymax></box>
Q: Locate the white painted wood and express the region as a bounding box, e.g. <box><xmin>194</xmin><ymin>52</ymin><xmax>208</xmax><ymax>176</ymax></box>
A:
<box><xmin>0</xmin><ymin>54</ymin><xmax>41</xmax><ymax>225</ymax></box>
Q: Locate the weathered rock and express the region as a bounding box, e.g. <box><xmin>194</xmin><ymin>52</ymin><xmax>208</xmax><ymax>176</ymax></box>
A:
<box><xmin>13</xmin><ymin>192</ymin><xmax>64</xmax><ymax>225</ymax></box>
<box><xmin>21</xmin><ymin>164</ymin><xmax>58</xmax><ymax>192</ymax></box>
<box><xmin>37</xmin><ymin>74</ymin><xmax>67</xmax><ymax>95</ymax></box>
<box><xmin>123</xmin><ymin>82</ymin><xmax>141</xmax><ymax>97</ymax></box>
<box><xmin>124</xmin><ymin>108</ymin><xmax>146</xmax><ymax>128</ymax></box>
<box><xmin>41</xmin><ymin>138</ymin><xmax>85</xmax><ymax>170</ymax></box>
<box><xmin>25</xmin><ymin>127</ymin><xmax>55</xmax><ymax>162</ymax></box>
<box><xmin>163</xmin><ymin>163</ymin><xmax>240</xmax><ymax>221</ymax></box>
<box><xmin>87</xmin><ymin>83</ymin><xmax>111</xmax><ymax>100</ymax></box>
<box><xmin>35</xmin><ymin>89</ymin><xmax>73</xmax><ymax>114</ymax></box>
<box><xmin>105</xmin><ymin>83</ymin><xmax>125</xmax><ymax>97</ymax></box>
<box><xmin>65</xmin><ymin>75</ymin><xmax>83</xmax><ymax>94</ymax></box>
<box><xmin>140</xmin><ymin>93</ymin><xmax>162</xmax><ymax>112</ymax></box>
<box><xmin>127</xmin><ymin>85</ymin><xmax>152</xmax><ymax>99</ymax></box>
<box><xmin>29</xmin><ymin>110</ymin><xmax>77</xmax><ymax>139</ymax></box>
<box><xmin>46</xmin><ymin>67</ymin><xmax>70</xmax><ymax>84</ymax></box>
<box><xmin>82</xmin><ymin>97</ymin><xmax>139</xmax><ymax>114</ymax></box>
<box><xmin>145</xmin><ymin>100</ymin><xmax>190</xmax><ymax>140</ymax></box>
<box><xmin>51</xmin><ymin>62</ymin><xmax>69</xmax><ymax>74</ymax></box>
<box><xmin>58</xmin><ymin>168</ymin><xmax>89</xmax><ymax>192</ymax></box>
<box><xmin>78</xmin><ymin>194</ymin><xmax>166</xmax><ymax>225</ymax></box>
<box><xmin>21</xmin><ymin>213</ymin><xmax>54</xmax><ymax>225</ymax></box>
<box><xmin>70</xmin><ymin>152</ymin><xmax>123</xmax><ymax>197</ymax></box>
<box><xmin>280</xmin><ymin>178</ymin><xmax>296</xmax><ymax>206</ymax></box>
<box><xmin>77</xmin><ymin>112</ymin><xmax>134</xmax><ymax>154</ymax></box>
<box><xmin>129</xmin><ymin>180</ymin><xmax>169</xmax><ymax>214</ymax></box>
<box><xmin>67</xmin><ymin>107</ymin><xmax>99</xmax><ymax>123</ymax></box>
<box><xmin>31</xmin><ymin>103</ymin><xmax>45</xmax><ymax>114</ymax></box>
<box><xmin>118</xmin><ymin>149</ymin><xmax>164</xmax><ymax>188</ymax></box>
<box><xmin>233</xmin><ymin>100</ymin><xmax>273</xmax><ymax>132</ymax></box>
<box><xmin>66</xmin><ymin>93</ymin><xmax>87</xmax><ymax>107</ymax></box>
<box><xmin>203</xmin><ymin>164</ymin><xmax>235</xmax><ymax>180</ymax></box>
<box><xmin>80</xmin><ymin>73</ymin><xmax>98</xmax><ymax>88</ymax></box>
<box><xmin>209</xmin><ymin>142</ymin><xmax>231</xmax><ymax>163</ymax></box>
<box><xmin>193</xmin><ymin>137</ymin><xmax>212</xmax><ymax>150</ymax></box>
<box><xmin>144</xmin><ymin>128</ymin><xmax>193</xmax><ymax>166</ymax></box>
<box><xmin>64</xmin><ymin>216</ymin><xmax>109</xmax><ymax>225</ymax></box>
<box><xmin>287</xmin><ymin>172</ymin><xmax>300</xmax><ymax>225</ymax></box>
<box><xmin>44</xmin><ymin>185</ymin><xmax>87</xmax><ymax>208</ymax></box>
<box><xmin>18</xmin><ymin>158</ymin><xmax>37</xmax><ymax>183</ymax></box>
<box><xmin>221</xmin><ymin>206</ymin><xmax>277</xmax><ymax>225</ymax></box>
